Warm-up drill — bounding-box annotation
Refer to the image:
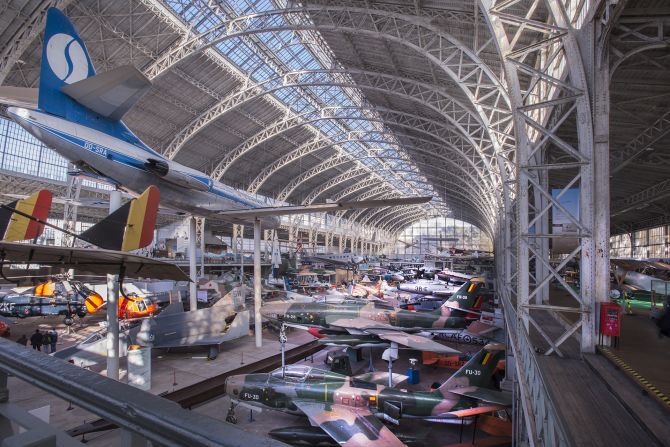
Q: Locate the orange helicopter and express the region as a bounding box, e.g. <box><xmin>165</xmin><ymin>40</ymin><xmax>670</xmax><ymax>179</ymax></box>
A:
<box><xmin>34</xmin><ymin>279</ymin><xmax>156</xmax><ymax>320</ymax></box>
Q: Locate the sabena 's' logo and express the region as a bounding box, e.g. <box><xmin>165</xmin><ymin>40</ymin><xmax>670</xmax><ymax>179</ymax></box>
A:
<box><xmin>46</xmin><ymin>33</ymin><xmax>88</xmax><ymax>84</ymax></box>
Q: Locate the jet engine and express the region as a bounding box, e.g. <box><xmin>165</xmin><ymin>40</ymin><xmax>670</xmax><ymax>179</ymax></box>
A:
<box><xmin>144</xmin><ymin>158</ymin><xmax>211</xmax><ymax>192</ymax></box>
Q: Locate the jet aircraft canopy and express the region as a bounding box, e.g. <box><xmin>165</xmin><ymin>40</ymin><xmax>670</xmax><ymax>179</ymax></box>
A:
<box><xmin>269</xmin><ymin>365</ymin><xmax>345</xmax><ymax>383</ymax></box>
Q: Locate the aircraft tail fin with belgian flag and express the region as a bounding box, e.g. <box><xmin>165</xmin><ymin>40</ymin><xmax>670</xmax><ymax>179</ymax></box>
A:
<box><xmin>436</xmin><ymin>343</ymin><xmax>505</xmax><ymax>394</ymax></box>
<box><xmin>79</xmin><ymin>185</ymin><xmax>159</xmax><ymax>251</ymax></box>
<box><xmin>0</xmin><ymin>190</ymin><xmax>53</xmax><ymax>242</ymax></box>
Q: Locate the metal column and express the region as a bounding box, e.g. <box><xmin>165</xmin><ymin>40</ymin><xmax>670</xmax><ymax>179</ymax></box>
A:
<box><xmin>106</xmin><ymin>192</ymin><xmax>122</xmax><ymax>381</ymax></box>
<box><xmin>198</xmin><ymin>217</ymin><xmax>206</xmax><ymax>278</ymax></box>
<box><xmin>253</xmin><ymin>218</ymin><xmax>262</xmax><ymax>348</ymax></box>
<box><xmin>106</xmin><ymin>273</ymin><xmax>119</xmax><ymax>381</ymax></box>
<box><xmin>188</xmin><ymin>217</ymin><xmax>197</xmax><ymax>312</ymax></box>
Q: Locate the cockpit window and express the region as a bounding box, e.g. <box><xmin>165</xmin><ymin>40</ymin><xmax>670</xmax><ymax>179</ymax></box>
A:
<box><xmin>270</xmin><ymin>365</ymin><xmax>312</xmax><ymax>382</ymax></box>
<box><xmin>82</xmin><ymin>332</ymin><xmax>103</xmax><ymax>345</ymax></box>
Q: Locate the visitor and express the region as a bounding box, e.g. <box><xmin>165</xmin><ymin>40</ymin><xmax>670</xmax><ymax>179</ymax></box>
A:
<box><xmin>42</xmin><ymin>331</ymin><xmax>52</xmax><ymax>353</ymax></box>
<box><xmin>30</xmin><ymin>329</ymin><xmax>43</xmax><ymax>351</ymax></box>
<box><xmin>49</xmin><ymin>328</ymin><xmax>58</xmax><ymax>353</ymax></box>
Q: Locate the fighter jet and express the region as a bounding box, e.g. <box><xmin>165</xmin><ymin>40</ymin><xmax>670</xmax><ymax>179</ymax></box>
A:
<box><xmin>223</xmin><ymin>344</ymin><xmax>510</xmax><ymax>447</ymax></box>
<box><xmin>0</xmin><ymin>8</ymin><xmax>430</xmax><ymax>228</ymax></box>
<box><xmin>260</xmin><ymin>279</ymin><xmax>490</xmax><ymax>354</ymax></box>
<box><xmin>396</xmin><ymin>279</ymin><xmax>461</xmax><ymax>296</ymax></box>
<box><xmin>436</xmin><ymin>269</ymin><xmax>476</xmax><ymax>285</ymax></box>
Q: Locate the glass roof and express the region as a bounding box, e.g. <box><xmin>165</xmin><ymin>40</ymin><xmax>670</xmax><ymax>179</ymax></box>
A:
<box><xmin>164</xmin><ymin>0</ymin><xmax>442</xmax><ymax>207</ymax></box>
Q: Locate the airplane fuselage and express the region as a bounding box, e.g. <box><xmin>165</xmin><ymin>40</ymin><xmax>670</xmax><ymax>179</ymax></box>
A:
<box><xmin>7</xmin><ymin>107</ymin><xmax>279</xmax><ymax>228</ymax></box>
<box><xmin>262</xmin><ymin>301</ymin><xmax>470</xmax><ymax>331</ymax></box>
<box><xmin>0</xmin><ymin>295</ymin><xmax>86</xmax><ymax>318</ymax></box>
<box><xmin>224</xmin><ymin>371</ymin><xmax>471</xmax><ymax>419</ymax></box>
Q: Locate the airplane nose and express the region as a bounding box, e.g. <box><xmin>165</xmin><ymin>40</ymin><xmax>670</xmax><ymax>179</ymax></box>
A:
<box><xmin>224</xmin><ymin>376</ymin><xmax>243</xmax><ymax>397</ymax></box>
<box><xmin>260</xmin><ymin>302</ymin><xmax>290</xmax><ymax>321</ymax></box>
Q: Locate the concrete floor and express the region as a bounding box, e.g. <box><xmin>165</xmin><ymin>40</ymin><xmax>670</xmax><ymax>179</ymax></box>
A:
<box><xmin>614</xmin><ymin>307</ymin><xmax>670</xmax><ymax>398</ymax></box>
<box><xmin>194</xmin><ymin>345</ymin><xmax>508</xmax><ymax>447</ymax></box>
<box><xmin>4</xmin><ymin>312</ymin><xmax>511</xmax><ymax>447</ymax></box>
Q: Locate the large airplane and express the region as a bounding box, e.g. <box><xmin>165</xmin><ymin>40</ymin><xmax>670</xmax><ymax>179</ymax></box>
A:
<box><xmin>0</xmin><ymin>8</ymin><xmax>430</xmax><ymax>229</ymax></box>
<box><xmin>223</xmin><ymin>344</ymin><xmax>510</xmax><ymax>447</ymax></box>
<box><xmin>611</xmin><ymin>258</ymin><xmax>670</xmax><ymax>296</ymax></box>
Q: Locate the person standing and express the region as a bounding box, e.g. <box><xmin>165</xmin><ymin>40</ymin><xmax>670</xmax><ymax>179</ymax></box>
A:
<box><xmin>30</xmin><ymin>329</ymin><xmax>43</xmax><ymax>351</ymax></box>
<box><xmin>49</xmin><ymin>328</ymin><xmax>58</xmax><ymax>353</ymax></box>
<box><xmin>42</xmin><ymin>331</ymin><xmax>51</xmax><ymax>353</ymax></box>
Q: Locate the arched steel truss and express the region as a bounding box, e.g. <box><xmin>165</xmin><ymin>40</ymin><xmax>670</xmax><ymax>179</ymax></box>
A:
<box><xmin>244</xmin><ymin>106</ymin><xmax>496</xmax><ymax>195</ymax></box>
<box><xmin>138</xmin><ymin>2</ymin><xmax>516</xmax><ymax>215</ymax></box>
<box><xmin>205</xmin><ymin>79</ymin><xmax>497</xmax><ymax>185</ymax></box>
<box><xmin>257</xmin><ymin>129</ymin><xmax>496</xmax><ymax>211</ymax></box>
<box><xmin>164</xmin><ymin>69</ymin><xmax>497</xmax><ymax>177</ymax></box>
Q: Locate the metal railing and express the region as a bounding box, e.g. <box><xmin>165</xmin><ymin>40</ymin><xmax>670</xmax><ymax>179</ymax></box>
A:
<box><xmin>497</xmin><ymin>282</ymin><xmax>573</xmax><ymax>447</ymax></box>
<box><xmin>0</xmin><ymin>338</ymin><xmax>285</xmax><ymax>447</ymax></box>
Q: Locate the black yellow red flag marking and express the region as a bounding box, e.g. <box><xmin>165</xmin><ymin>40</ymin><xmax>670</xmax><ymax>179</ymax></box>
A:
<box><xmin>0</xmin><ymin>190</ymin><xmax>53</xmax><ymax>241</ymax></box>
<box><xmin>79</xmin><ymin>186</ymin><xmax>159</xmax><ymax>251</ymax></box>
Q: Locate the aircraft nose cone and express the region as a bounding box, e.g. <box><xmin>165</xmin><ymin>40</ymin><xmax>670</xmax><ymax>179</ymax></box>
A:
<box><xmin>224</xmin><ymin>376</ymin><xmax>244</xmax><ymax>398</ymax></box>
<box><xmin>260</xmin><ymin>302</ymin><xmax>290</xmax><ymax>321</ymax></box>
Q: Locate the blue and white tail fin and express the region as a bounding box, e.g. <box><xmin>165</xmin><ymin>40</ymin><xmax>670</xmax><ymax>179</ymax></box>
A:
<box><xmin>38</xmin><ymin>7</ymin><xmax>96</xmax><ymax>120</ymax></box>
<box><xmin>37</xmin><ymin>8</ymin><xmax>156</xmax><ymax>153</ymax></box>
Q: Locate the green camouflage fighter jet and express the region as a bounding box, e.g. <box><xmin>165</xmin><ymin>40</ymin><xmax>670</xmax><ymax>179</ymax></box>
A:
<box><xmin>224</xmin><ymin>343</ymin><xmax>509</xmax><ymax>447</ymax></box>
<box><xmin>260</xmin><ymin>279</ymin><xmax>492</xmax><ymax>354</ymax></box>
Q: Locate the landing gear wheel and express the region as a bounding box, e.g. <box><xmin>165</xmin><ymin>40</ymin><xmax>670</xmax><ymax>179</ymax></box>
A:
<box><xmin>226</xmin><ymin>403</ymin><xmax>238</xmax><ymax>424</ymax></box>
<box><xmin>207</xmin><ymin>345</ymin><xmax>219</xmax><ymax>360</ymax></box>
<box><xmin>63</xmin><ymin>316</ymin><xmax>74</xmax><ymax>326</ymax></box>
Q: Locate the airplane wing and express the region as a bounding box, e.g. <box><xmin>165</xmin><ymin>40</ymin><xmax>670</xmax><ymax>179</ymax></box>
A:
<box><xmin>326</xmin><ymin>317</ymin><xmax>460</xmax><ymax>354</ymax></box>
<box><xmin>447</xmin><ymin>386</ymin><xmax>512</xmax><ymax>407</ymax></box>
<box><xmin>368</xmin><ymin>329</ymin><xmax>460</xmax><ymax>354</ymax></box>
<box><xmin>353</xmin><ymin>372</ymin><xmax>408</xmax><ymax>387</ymax></box>
<box><xmin>465</xmin><ymin>320</ymin><xmax>500</xmax><ymax>336</ymax></box>
<box><xmin>61</xmin><ymin>65</ymin><xmax>152</xmax><ymax>120</ymax></box>
<box><xmin>214</xmin><ymin>196</ymin><xmax>432</xmax><ymax>219</ymax></box>
<box><xmin>326</xmin><ymin>316</ymin><xmax>395</xmax><ymax>331</ymax></box>
<box><xmin>292</xmin><ymin>400</ymin><xmax>406</xmax><ymax>447</ymax></box>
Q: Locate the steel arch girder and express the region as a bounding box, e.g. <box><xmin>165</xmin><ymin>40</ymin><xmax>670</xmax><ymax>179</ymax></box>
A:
<box><xmin>164</xmin><ymin>69</ymin><xmax>496</xmax><ymax>177</ymax></box>
<box><xmin>249</xmin><ymin>113</ymin><xmax>497</xmax><ymax>197</ymax></box>
<box><xmin>276</xmin><ymin>155</ymin><xmax>440</xmax><ymax>204</ymax></box>
<box><xmin>0</xmin><ymin>0</ymin><xmax>76</xmax><ymax>83</ymax></box>
<box><xmin>265</xmin><ymin>132</ymin><xmax>492</xmax><ymax>205</ymax></box>
<box><xmin>301</xmin><ymin>169</ymin><xmax>370</xmax><ymax>204</ymax></box>
<box><xmin>379</xmin><ymin>211</ymin><xmax>429</xmax><ymax>234</ymax></box>
<box><xmin>211</xmin><ymin>96</ymin><xmax>495</xmax><ymax>192</ymax></box>
<box><xmin>144</xmin><ymin>5</ymin><xmax>511</xmax><ymax>154</ymax></box>
<box><xmin>359</xmin><ymin>204</ymin><xmax>425</xmax><ymax>228</ymax></box>
<box><xmin>142</xmin><ymin>4</ymin><xmax>513</xmax><ymax>210</ymax></box>
<box><xmin>334</xmin><ymin>173</ymin><xmax>492</xmax><ymax>229</ymax></box>
<box><xmin>247</xmin><ymin>123</ymin><xmax>489</xmax><ymax>196</ymax></box>
<box><xmin>278</xmin><ymin>154</ymin><xmax>492</xmax><ymax>216</ymax></box>
<box><xmin>366</xmin><ymin>193</ymin><xmax>491</xmax><ymax>234</ymax></box>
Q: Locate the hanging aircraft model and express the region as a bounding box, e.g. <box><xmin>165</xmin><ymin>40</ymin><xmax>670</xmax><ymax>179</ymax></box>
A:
<box><xmin>261</xmin><ymin>279</ymin><xmax>492</xmax><ymax>353</ymax></box>
<box><xmin>0</xmin><ymin>8</ymin><xmax>430</xmax><ymax>229</ymax></box>
<box><xmin>223</xmin><ymin>344</ymin><xmax>510</xmax><ymax>447</ymax></box>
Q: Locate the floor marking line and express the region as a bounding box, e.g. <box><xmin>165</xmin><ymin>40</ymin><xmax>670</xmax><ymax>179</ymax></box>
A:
<box><xmin>598</xmin><ymin>346</ymin><xmax>670</xmax><ymax>410</ymax></box>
